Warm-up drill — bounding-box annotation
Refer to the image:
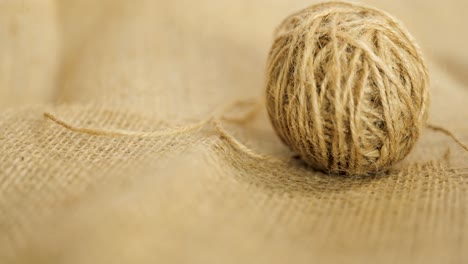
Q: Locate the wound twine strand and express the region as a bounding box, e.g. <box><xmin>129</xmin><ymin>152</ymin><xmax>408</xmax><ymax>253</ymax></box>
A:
<box><xmin>265</xmin><ymin>1</ymin><xmax>431</xmax><ymax>175</ymax></box>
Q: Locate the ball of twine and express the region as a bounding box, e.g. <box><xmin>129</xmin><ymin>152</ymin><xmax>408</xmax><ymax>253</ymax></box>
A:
<box><xmin>265</xmin><ymin>1</ymin><xmax>430</xmax><ymax>175</ymax></box>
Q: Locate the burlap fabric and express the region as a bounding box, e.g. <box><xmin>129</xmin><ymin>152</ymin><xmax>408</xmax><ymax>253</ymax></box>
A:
<box><xmin>0</xmin><ymin>0</ymin><xmax>467</xmax><ymax>263</ymax></box>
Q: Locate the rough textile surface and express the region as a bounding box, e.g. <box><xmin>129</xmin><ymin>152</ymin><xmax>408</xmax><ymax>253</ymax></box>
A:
<box><xmin>0</xmin><ymin>0</ymin><xmax>467</xmax><ymax>263</ymax></box>
<box><xmin>265</xmin><ymin>2</ymin><xmax>430</xmax><ymax>175</ymax></box>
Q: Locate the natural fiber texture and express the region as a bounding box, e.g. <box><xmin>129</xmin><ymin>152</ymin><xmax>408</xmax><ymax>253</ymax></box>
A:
<box><xmin>266</xmin><ymin>2</ymin><xmax>429</xmax><ymax>175</ymax></box>
<box><xmin>0</xmin><ymin>0</ymin><xmax>467</xmax><ymax>263</ymax></box>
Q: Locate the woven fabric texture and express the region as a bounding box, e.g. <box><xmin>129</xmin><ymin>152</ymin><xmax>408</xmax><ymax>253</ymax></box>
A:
<box><xmin>0</xmin><ymin>0</ymin><xmax>467</xmax><ymax>263</ymax></box>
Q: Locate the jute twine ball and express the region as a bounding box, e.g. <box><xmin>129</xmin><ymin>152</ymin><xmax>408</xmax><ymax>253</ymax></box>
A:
<box><xmin>265</xmin><ymin>2</ymin><xmax>430</xmax><ymax>175</ymax></box>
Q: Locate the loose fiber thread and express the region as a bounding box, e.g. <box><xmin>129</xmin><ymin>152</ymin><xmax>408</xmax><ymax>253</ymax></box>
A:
<box><xmin>265</xmin><ymin>1</ymin><xmax>431</xmax><ymax>175</ymax></box>
<box><xmin>43</xmin><ymin>98</ymin><xmax>466</xmax><ymax>169</ymax></box>
<box><xmin>42</xmin><ymin>99</ymin><xmax>262</xmax><ymax>139</ymax></box>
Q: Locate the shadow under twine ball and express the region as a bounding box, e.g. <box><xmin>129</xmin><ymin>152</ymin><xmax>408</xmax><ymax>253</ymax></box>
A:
<box><xmin>265</xmin><ymin>2</ymin><xmax>430</xmax><ymax>175</ymax></box>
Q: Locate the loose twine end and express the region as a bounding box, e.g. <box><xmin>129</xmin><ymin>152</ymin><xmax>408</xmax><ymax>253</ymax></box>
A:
<box><xmin>426</xmin><ymin>123</ymin><xmax>468</xmax><ymax>152</ymax></box>
<box><xmin>43</xmin><ymin>100</ymin><xmax>467</xmax><ymax>154</ymax></box>
<box><xmin>42</xmin><ymin>98</ymin><xmax>262</xmax><ymax>138</ymax></box>
<box><xmin>43</xmin><ymin>112</ymin><xmax>210</xmax><ymax>138</ymax></box>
